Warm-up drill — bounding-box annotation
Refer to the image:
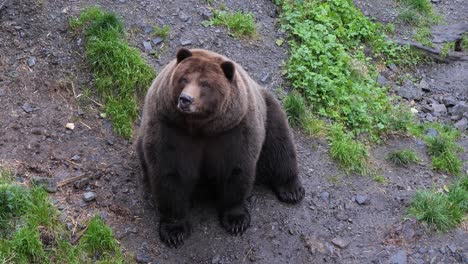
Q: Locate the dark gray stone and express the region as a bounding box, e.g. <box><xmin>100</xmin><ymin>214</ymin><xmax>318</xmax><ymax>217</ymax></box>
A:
<box><xmin>143</xmin><ymin>25</ymin><xmax>153</xmax><ymax>34</ymax></box>
<box><xmin>179</xmin><ymin>12</ymin><xmax>190</xmax><ymax>22</ymax></box>
<box><xmin>136</xmin><ymin>251</ymin><xmax>152</xmax><ymax>263</ymax></box>
<box><xmin>431</xmin><ymin>103</ymin><xmax>447</xmax><ymax>116</ymax></box>
<box><xmin>389</xmin><ymin>64</ymin><xmax>398</xmax><ymax>72</ymax></box>
<box><xmin>27</xmin><ymin>57</ymin><xmax>36</xmax><ymax>67</ymax></box>
<box><xmin>389</xmin><ymin>249</ymin><xmax>407</xmax><ymax>264</ymax></box>
<box><xmin>418</xmin><ymin>79</ymin><xmax>430</xmax><ymax>92</ymax></box>
<box><xmin>83</xmin><ymin>192</ymin><xmax>97</xmax><ymax>202</ymax></box>
<box><xmin>200</xmin><ymin>9</ymin><xmax>213</xmax><ymax>20</ymax></box>
<box><xmin>22</xmin><ymin>102</ymin><xmax>33</xmax><ymax>113</ymax></box>
<box><xmin>454</xmin><ymin>118</ymin><xmax>467</xmax><ymax>130</ymax></box>
<box><xmin>426</xmin><ymin>127</ymin><xmax>438</xmax><ymax>137</ymax></box>
<box><xmin>57</xmin><ymin>204</ymin><xmax>66</xmax><ymax>210</ymax></box>
<box><xmin>355</xmin><ymin>194</ymin><xmax>370</xmax><ymax>205</ymax></box>
<box><xmin>261</xmin><ymin>73</ymin><xmax>270</xmax><ymax>83</ymax></box>
<box><xmin>377</xmin><ymin>74</ymin><xmax>391</xmax><ymax>87</ymax></box>
<box><xmin>71</xmin><ymin>154</ymin><xmax>80</xmax><ymax>161</ymax></box>
<box><xmin>397</xmin><ymin>81</ymin><xmax>423</xmax><ymax>101</ymax></box>
<box><xmin>447</xmin><ymin>244</ymin><xmax>457</xmax><ymax>253</ymax></box>
<box><xmin>442</xmin><ymin>96</ymin><xmax>457</xmax><ymax>107</ymax></box>
<box><xmin>418</xmin><ymin>247</ymin><xmax>426</xmax><ymax>254</ymax></box>
<box><xmin>321</xmin><ymin>191</ymin><xmax>330</xmax><ymax>202</ymax></box>
<box><xmin>143</xmin><ymin>41</ymin><xmax>152</xmax><ymax>52</ymax></box>
<box><xmin>450</xmin><ymin>102</ymin><xmax>468</xmax><ymax>116</ymax></box>
<box><xmin>152</xmin><ymin>37</ymin><xmax>163</xmax><ymax>45</ymax></box>
<box><xmin>32</xmin><ymin>176</ymin><xmax>57</xmax><ymax>193</ymax></box>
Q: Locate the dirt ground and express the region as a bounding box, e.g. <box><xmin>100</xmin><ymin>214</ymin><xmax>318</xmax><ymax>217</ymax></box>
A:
<box><xmin>0</xmin><ymin>0</ymin><xmax>467</xmax><ymax>263</ymax></box>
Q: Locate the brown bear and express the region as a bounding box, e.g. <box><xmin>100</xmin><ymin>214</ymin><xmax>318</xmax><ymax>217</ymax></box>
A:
<box><xmin>136</xmin><ymin>48</ymin><xmax>304</xmax><ymax>248</ymax></box>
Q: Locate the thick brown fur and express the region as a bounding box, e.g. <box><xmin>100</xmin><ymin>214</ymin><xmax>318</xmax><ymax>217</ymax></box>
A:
<box><xmin>136</xmin><ymin>48</ymin><xmax>304</xmax><ymax>248</ymax></box>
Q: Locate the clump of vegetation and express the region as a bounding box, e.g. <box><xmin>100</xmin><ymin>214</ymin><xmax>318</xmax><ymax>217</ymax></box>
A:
<box><xmin>153</xmin><ymin>25</ymin><xmax>170</xmax><ymax>41</ymax></box>
<box><xmin>410</xmin><ymin>123</ymin><xmax>463</xmax><ymax>175</ymax></box>
<box><xmin>387</xmin><ymin>149</ymin><xmax>420</xmax><ymax>167</ymax></box>
<box><xmin>0</xmin><ymin>168</ymin><xmax>126</xmax><ymax>263</ymax></box>
<box><xmin>397</xmin><ymin>8</ymin><xmax>422</xmax><ymax>25</ymax></box>
<box><xmin>283</xmin><ymin>91</ymin><xmax>307</xmax><ymax>127</ymax></box>
<box><xmin>407</xmin><ymin>175</ymin><xmax>467</xmax><ymax>231</ymax></box>
<box><xmin>462</xmin><ymin>33</ymin><xmax>468</xmax><ymax>50</ymax></box>
<box><xmin>328</xmin><ymin>125</ymin><xmax>369</xmax><ymax>175</ymax></box>
<box><xmin>440</xmin><ymin>42</ymin><xmax>455</xmax><ymax>58</ymax></box>
<box><xmin>398</xmin><ymin>0</ymin><xmax>432</xmax><ymax>14</ymax></box>
<box><xmin>204</xmin><ymin>10</ymin><xmax>256</xmax><ymax>38</ymax></box>
<box><xmin>70</xmin><ymin>6</ymin><xmax>156</xmax><ymax>138</ymax></box>
<box><xmin>414</xmin><ymin>27</ymin><xmax>433</xmax><ymax>47</ymax></box>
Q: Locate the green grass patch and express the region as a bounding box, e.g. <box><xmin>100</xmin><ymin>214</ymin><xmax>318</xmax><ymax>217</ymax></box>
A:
<box><xmin>283</xmin><ymin>91</ymin><xmax>307</xmax><ymax>127</ymax></box>
<box><xmin>398</xmin><ymin>0</ymin><xmax>431</xmax><ymax>14</ymax></box>
<box><xmin>372</xmin><ymin>175</ymin><xmax>388</xmax><ymax>184</ymax></box>
<box><xmin>407</xmin><ymin>175</ymin><xmax>467</xmax><ymax>231</ymax></box>
<box><xmin>328</xmin><ymin>125</ymin><xmax>369</xmax><ymax>175</ymax></box>
<box><xmin>409</xmin><ymin>123</ymin><xmax>463</xmax><ymax>175</ymax></box>
<box><xmin>204</xmin><ymin>10</ymin><xmax>256</xmax><ymax>38</ymax></box>
<box><xmin>397</xmin><ymin>8</ymin><xmax>422</xmax><ymax>26</ymax></box>
<box><xmin>0</xmin><ymin>168</ymin><xmax>127</xmax><ymax>263</ymax></box>
<box><xmin>387</xmin><ymin>149</ymin><xmax>420</xmax><ymax>167</ymax></box>
<box><xmin>462</xmin><ymin>34</ymin><xmax>468</xmax><ymax>51</ymax></box>
<box><xmin>70</xmin><ymin>6</ymin><xmax>156</xmax><ymax>138</ymax></box>
<box><xmin>153</xmin><ymin>25</ymin><xmax>170</xmax><ymax>41</ymax></box>
<box><xmin>414</xmin><ymin>27</ymin><xmax>433</xmax><ymax>47</ymax></box>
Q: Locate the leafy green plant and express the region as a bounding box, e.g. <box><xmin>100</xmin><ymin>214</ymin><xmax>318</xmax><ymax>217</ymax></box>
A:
<box><xmin>387</xmin><ymin>149</ymin><xmax>420</xmax><ymax>167</ymax></box>
<box><xmin>70</xmin><ymin>6</ymin><xmax>156</xmax><ymax>138</ymax></box>
<box><xmin>462</xmin><ymin>33</ymin><xmax>468</xmax><ymax>51</ymax></box>
<box><xmin>398</xmin><ymin>0</ymin><xmax>432</xmax><ymax>14</ymax></box>
<box><xmin>397</xmin><ymin>8</ymin><xmax>421</xmax><ymax>25</ymax></box>
<box><xmin>205</xmin><ymin>10</ymin><xmax>256</xmax><ymax>38</ymax></box>
<box><xmin>441</xmin><ymin>42</ymin><xmax>455</xmax><ymax>58</ymax></box>
<box><xmin>80</xmin><ymin>216</ymin><xmax>118</xmax><ymax>255</ymax></box>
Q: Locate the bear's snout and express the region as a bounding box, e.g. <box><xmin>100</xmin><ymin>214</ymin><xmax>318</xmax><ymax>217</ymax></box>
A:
<box><xmin>178</xmin><ymin>93</ymin><xmax>194</xmax><ymax>112</ymax></box>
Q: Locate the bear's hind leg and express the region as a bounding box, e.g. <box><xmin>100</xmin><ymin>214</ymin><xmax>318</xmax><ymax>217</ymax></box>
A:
<box><xmin>257</xmin><ymin>92</ymin><xmax>305</xmax><ymax>204</ymax></box>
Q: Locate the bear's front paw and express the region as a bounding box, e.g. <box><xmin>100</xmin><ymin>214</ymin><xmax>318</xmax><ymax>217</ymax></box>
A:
<box><xmin>275</xmin><ymin>182</ymin><xmax>305</xmax><ymax>204</ymax></box>
<box><xmin>159</xmin><ymin>220</ymin><xmax>191</xmax><ymax>248</ymax></box>
<box><xmin>220</xmin><ymin>206</ymin><xmax>251</xmax><ymax>235</ymax></box>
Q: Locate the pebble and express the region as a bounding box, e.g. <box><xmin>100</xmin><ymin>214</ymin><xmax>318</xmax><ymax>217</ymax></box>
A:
<box><xmin>9</xmin><ymin>71</ymin><xmax>19</xmax><ymax>78</ymax></box>
<box><xmin>0</xmin><ymin>88</ymin><xmax>5</xmax><ymax>97</ymax></box>
<box><xmin>65</xmin><ymin>123</ymin><xmax>75</xmax><ymax>130</ymax></box>
<box><xmin>71</xmin><ymin>154</ymin><xmax>81</xmax><ymax>161</ymax></box>
<box><xmin>450</xmin><ymin>102</ymin><xmax>468</xmax><ymax>117</ymax></box>
<box><xmin>447</xmin><ymin>244</ymin><xmax>457</xmax><ymax>253</ymax></box>
<box><xmin>397</xmin><ymin>81</ymin><xmax>423</xmax><ymax>101</ymax></box>
<box><xmin>143</xmin><ymin>41</ymin><xmax>152</xmax><ymax>52</ymax></box>
<box><xmin>32</xmin><ymin>176</ymin><xmax>57</xmax><ymax>193</ymax></box>
<box><xmin>419</xmin><ymin>79</ymin><xmax>430</xmax><ymax>92</ymax></box>
<box><xmin>454</xmin><ymin>118</ymin><xmax>467</xmax><ymax>130</ymax></box>
<box><xmin>106</xmin><ymin>139</ymin><xmax>114</xmax><ymax>145</ymax></box>
<box><xmin>200</xmin><ymin>8</ymin><xmax>213</xmax><ymax>19</ymax></box>
<box><xmin>22</xmin><ymin>102</ymin><xmax>33</xmax><ymax>113</ymax></box>
<box><xmin>331</xmin><ymin>237</ymin><xmax>350</xmax><ymax>249</ymax></box>
<box><xmin>66</xmin><ymin>222</ymin><xmax>74</xmax><ymax>231</ymax></box>
<box><xmin>27</xmin><ymin>57</ymin><xmax>36</xmax><ymax>67</ymax></box>
<box><xmin>388</xmin><ymin>64</ymin><xmax>398</xmax><ymax>72</ymax></box>
<box><xmin>442</xmin><ymin>96</ymin><xmax>457</xmax><ymax>107</ymax></box>
<box><xmin>143</xmin><ymin>25</ymin><xmax>153</xmax><ymax>34</ymax></box>
<box><xmin>152</xmin><ymin>37</ymin><xmax>163</xmax><ymax>45</ymax></box>
<box><xmin>431</xmin><ymin>103</ymin><xmax>447</xmax><ymax>116</ymax></box>
<box><xmin>377</xmin><ymin>74</ymin><xmax>391</xmax><ymax>87</ymax></box>
<box><xmin>426</xmin><ymin>127</ymin><xmax>438</xmax><ymax>137</ymax></box>
<box><xmin>136</xmin><ymin>251</ymin><xmax>152</xmax><ymax>263</ymax></box>
<box><xmin>355</xmin><ymin>194</ymin><xmax>370</xmax><ymax>205</ymax></box>
<box><xmin>57</xmin><ymin>204</ymin><xmax>66</xmax><ymax>210</ymax></box>
<box><xmin>320</xmin><ymin>191</ymin><xmax>330</xmax><ymax>202</ymax></box>
<box><xmin>181</xmin><ymin>39</ymin><xmax>192</xmax><ymax>46</ymax></box>
<box><xmin>261</xmin><ymin>73</ymin><xmax>270</xmax><ymax>83</ymax></box>
<box><xmin>83</xmin><ymin>192</ymin><xmax>97</xmax><ymax>202</ymax></box>
<box><xmin>389</xmin><ymin>249</ymin><xmax>407</xmax><ymax>264</ymax></box>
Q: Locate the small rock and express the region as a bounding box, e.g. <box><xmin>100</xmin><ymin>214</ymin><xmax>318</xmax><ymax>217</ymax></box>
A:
<box><xmin>32</xmin><ymin>176</ymin><xmax>57</xmax><ymax>193</ymax></box>
<box><xmin>410</xmin><ymin>107</ymin><xmax>418</xmax><ymax>114</ymax></box>
<box><xmin>83</xmin><ymin>192</ymin><xmax>97</xmax><ymax>202</ymax></box>
<box><xmin>181</xmin><ymin>39</ymin><xmax>192</xmax><ymax>46</ymax></box>
<box><xmin>388</xmin><ymin>64</ymin><xmax>398</xmax><ymax>72</ymax></box>
<box><xmin>31</xmin><ymin>128</ymin><xmax>42</xmax><ymax>135</ymax></box>
<box><xmin>331</xmin><ymin>237</ymin><xmax>350</xmax><ymax>249</ymax></box>
<box><xmin>418</xmin><ymin>247</ymin><xmax>426</xmax><ymax>254</ymax></box>
<box><xmin>152</xmin><ymin>37</ymin><xmax>163</xmax><ymax>45</ymax></box>
<box><xmin>22</xmin><ymin>102</ymin><xmax>33</xmax><ymax>113</ymax></box>
<box><xmin>136</xmin><ymin>251</ymin><xmax>152</xmax><ymax>263</ymax></box>
<box><xmin>389</xmin><ymin>249</ymin><xmax>407</xmax><ymax>264</ymax></box>
<box><xmin>70</xmin><ymin>155</ymin><xmax>80</xmax><ymax>161</ymax></box>
<box><xmin>65</xmin><ymin>123</ymin><xmax>75</xmax><ymax>130</ymax></box>
<box><xmin>454</xmin><ymin>118</ymin><xmax>467</xmax><ymax>130</ymax></box>
<box><xmin>143</xmin><ymin>25</ymin><xmax>153</xmax><ymax>34</ymax></box>
<box><xmin>261</xmin><ymin>73</ymin><xmax>270</xmax><ymax>83</ymax></box>
<box><xmin>447</xmin><ymin>244</ymin><xmax>457</xmax><ymax>253</ymax></box>
<box><xmin>74</xmin><ymin>179</ymin><xmax>89</xmax><ymax>189</ymax></box>
<box><xmin>200</xmin><ymin>9</ymin><xmax>213</xmax><ymax>19</ymax></box>
<box><xmin>57</xmin><ymin>204</ymin><xmax>66</xmax><ymax>211</ymax></box>
<box><xmin>440</xmin><ymin>247</ymin><xmax>447</xmax><ymax>254</ymax></box>
<box><xmin>320</xmin><ymin>191</ymin><xmax>330</xmax><ymax>202</ymax></box>
<box><xmin>377</xmin><ymin>74</ymin><xmax>391</xmax><ymax>86</ymax></box>
<box><xmin>355</xmin><ymin>194</ymin><xmax>370</xmax><ymax>205</ymax></box>
<box><xmin>27</xmin><ymin>57</ymin><xmax>36</xmax><ymax>67</ymax></box>
<box><xmin>211</xmin><ymin>254</ymin><xmax>221</xmax><ymax>264</ymax></box>
<box><xmin>431</xmin><ymin>103</ymin><xmax>447</xmax><ymax>116</ymax></box>
<box><xmin>106</xmin><ymin>139</ymin><xmax>114</xmax><ymax>145</ymax></box>
<box><xmin>426</xmin><ymin>127</ymin><xmax>438</xmax><ymax>137</ymax></box>
<box><xmin>450</xmin><ymin>102</ymin><xmax>468</xmax><ymax>116</ymax></box>
<box><xmin>143</xmin><ymin>41</ymin><xmax>152</xmax><ymax>52</ymax></box>
<box><xmin>9</xmin><ymin>71</ymin><xmax>19</xmax><ymax>78</ymax></box>
<box><xmin>66</xmin><ymin>222</ymin><xmax>73</xmax><ymax>231</ymax></box>
<box><xmin>442</xmin><ymin>96</ymin><xmax>457</xmax><ymax>107</ymax></box>
<box><xmin>100</xmin><ymin>212</ymin><xmax>108</xmax><ymax>221</ymax></box>
<box><xmin>419</xmin><ymin>79</ymin><xmax>430</xmax><ymax>92</ymax></box>
<box><xmin>179</xmin><ymin>12</ymin><xmax>190</xmax><ymax>22</ymax></box>
<box><xmin>397</xmin><ymin>81</ymin><xmax>423</xmax><ymax>101</ymax></box>
<box><xmin>431</xmin><ymin>0</ymin><xmax>440</xmax><ymax>3</ymax></box>
<box><xmin>425</xmin><ymin>113</ymin><xmax>434</xmax><ymax>122</ymax></box>
<box><xmin>0</xmin><ymin>88</ymin><xmax>5</xmax><ymax>97</ymax></box>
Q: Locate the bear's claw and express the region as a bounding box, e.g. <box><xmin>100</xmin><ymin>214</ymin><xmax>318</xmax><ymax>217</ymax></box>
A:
<box><xmin>276</xmin><ymin>184</ymin><xmax>305</xmax><ymax>204</ymax></box>
<box><xmin>159</xmin><ymin>220</ymin><xmax>191</xmax><ymax>248</ymax></box>
<box><xmin>220</xmin><ymin>207</ymin><xmax>251</xmax><ymax>235</ymax></box>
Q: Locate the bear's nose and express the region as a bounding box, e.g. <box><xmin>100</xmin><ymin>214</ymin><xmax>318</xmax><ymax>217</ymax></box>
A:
<box><xmin>178</xmin><ymin>93</ymin><xmax>193</xmax><ymax>108</ymax></box>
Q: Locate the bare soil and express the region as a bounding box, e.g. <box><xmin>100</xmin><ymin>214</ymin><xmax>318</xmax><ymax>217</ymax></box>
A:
<box><xmin>0</xmin><ymin>0</ymin><xmax>466</xmax><ymax>263</ymax></box>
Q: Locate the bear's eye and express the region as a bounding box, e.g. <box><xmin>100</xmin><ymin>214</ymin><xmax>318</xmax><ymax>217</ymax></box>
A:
<box><xmin>180</xmin><ymin>78</ymin><xmax>188</xmax><ymax>85</ymax></box>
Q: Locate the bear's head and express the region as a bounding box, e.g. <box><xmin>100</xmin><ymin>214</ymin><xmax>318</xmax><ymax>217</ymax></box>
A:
<box><xmin>170</xmin><ymin>48</ymin><xmax>236</xmax><ymax>119</ymax></box>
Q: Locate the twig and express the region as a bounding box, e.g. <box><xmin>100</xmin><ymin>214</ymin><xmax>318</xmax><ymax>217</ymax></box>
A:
<box><xmin>396</xmin><ymin>40</ymin><xmax>468</xmax><ymax>62</ymax></box>
<box><xmin>242</xmin><ymin>247</ymin><xmax>253</xmax><ymax>263</ymax></box>
<box><xmin>79</xmin><ymin>121</ymin><xmax>92</xmax><ymax>129</ymax></box>
<box><xmin>0</xmin><ymin>0</ymin><xmax>7</xmax><ymax>11</ymax></box>
<box><xmin>57</xmin><ymin>174</ymin><xmax>88</xmax><ymax>187</ymax></box>
<box><xmin>71</xmin><ymin>81</ymin><xmax>76</xmax><ymax>98</ymax></box>
<box><xmin>71</xmin><ymin>225</ymin><xmax>88</xmax><ymax>245</ymax></box>
<box><xmin>88</xmin><ymin>97</ymin><xmax>103</xmax><ymax>107</ymax></box>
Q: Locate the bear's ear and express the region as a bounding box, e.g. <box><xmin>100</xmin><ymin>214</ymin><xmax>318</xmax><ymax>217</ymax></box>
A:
<box><xmin>220</xmin><ymin>61</ymin><xmax>235</xmax><ymax>81</ymax></box>
<box><xmin>176</xmin><ymin>48</ymin><xmax>192</xmax><ymax>64</ymax></box>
